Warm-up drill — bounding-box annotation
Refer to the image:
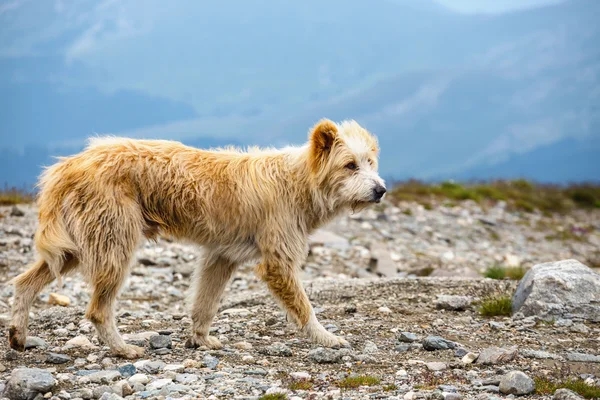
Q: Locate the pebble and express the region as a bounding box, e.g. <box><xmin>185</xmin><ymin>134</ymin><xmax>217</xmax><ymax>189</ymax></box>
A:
<box><xmin>477</xmin><ymin>346</ymin><xmax>518</xmax><ymax>365</ymax></box>
<box><xmin>64</xmin><ymin>335</ymin><xmax>94</xmax><ymax>349</ymax></box>
<box><xmin>202</xmin><ymin>355</ymin><xmax>219</xmax><ymax>369</ymax></box>
<box><xmin>25</xmin><ymin>336</ymin><xmax>49</xmax><ymax>349</ymax></box>
<box><xmin>435</xmin><ymin>295</ymin><xmax>472</xmax><ymax>311</ymax></box>
<box><xmin>462</xmin><ymin>352</ymin><xmax>479</xmax><ymax>364</ymax></box>
<box><xmin>259</xmin><ymin>342</ymin><xmax>293</xmax><ymax>357</ymax></box>
<box><xmin>553</xmin><ymin>388</ymin><xmax>585</xmax><ymax>400</ymax></box>
<box><xmin>149</xmin><ymin>334</ymin><xmax>172</xmax><ymax>349</ymax></box>
<box><xmin>3</xmin><ymin>368</ymin><xmax>56</xmax><ymax>400</ymax></box>
<box><xmin>117</xmin><ymin>364</ymin><xmax>136</xmax><ymax>378</ymax></box>
<box><xmin>308</xmin><ymin>347</ymin><xmax>345</xmax><ymax>364</ymax></box>
<box><xmin>46</xmin><ymin>353</ymin><xmax>71</xmax><ymax>364</ymax></box>
<box><xmin>422</xmin><ymin>335</ymin><xmax>456</xmax><ymax>351</ymax></box>
<box><xmin>128</xmin><ymin>373</ymin><xmax>150</xmax><ymax>385</ymax></box>
<box><xmin>398</xmin><ymin>332</ymin><xmax>418</xmax><ymax>342</ymax></box>
<box><xmin>426</xmin><ymin>362</ymin><xmax>447</xmax><ymax>371</ymax></box>
<box><xmin>499</xmin><ymin>371</ymin><xmax>535</xmax><ymax>395</ymax></box>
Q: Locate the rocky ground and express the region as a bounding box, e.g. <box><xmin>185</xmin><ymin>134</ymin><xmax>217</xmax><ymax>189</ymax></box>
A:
<box><xmin>0</xmin><ymin>200</ymin><xmax>599</xmax><ymax>400</ymax></box>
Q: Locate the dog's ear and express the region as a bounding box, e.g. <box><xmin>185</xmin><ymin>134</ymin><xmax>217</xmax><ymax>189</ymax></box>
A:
<box><xmin>309</xmin><ymin>119</ymin><xmax>338</xmax><ymax>157</ymax></box>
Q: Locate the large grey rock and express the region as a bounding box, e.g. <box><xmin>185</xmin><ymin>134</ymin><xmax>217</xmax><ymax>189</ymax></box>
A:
<box><xmin>477</xmin><ymin>346</ymin><xmax>518</xmax><ymax>365</ymax></box>
<box><xmin>3</xmin><ymin>368</ymin><xmax>56</xmax><ymax>400</ymax></box>
<box><xmin>512</xmin><ymin>259</ymin><xmax>600</xmax><ymax>322</ymax></box>
<box><xmin>499</xmin><ymin>371</ymin><xmax>535</xmax><ymax>395</ymax></box>
<box><xmin>435</xmin><ymin>295</ymin><xmax>472</xmax><ymax>311</ymax></box>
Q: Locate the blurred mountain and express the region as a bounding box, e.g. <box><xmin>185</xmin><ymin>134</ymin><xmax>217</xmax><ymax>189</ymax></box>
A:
<box><xmin>0</xmin><ymin>0</ymin><xmax>598</xmax><ymax>187</ymax></box>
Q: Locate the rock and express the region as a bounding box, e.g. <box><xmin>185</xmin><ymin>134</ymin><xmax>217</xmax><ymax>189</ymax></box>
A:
<box><xmin>64</xmin><ymin>335</ymin><xmax>94</xmax><ymax>349</ymax></box>
<box><xmin>233</xmin><ymin>341</ymin><xmax>253</xmax><ymax>350</ymax></box>
<box><xmin>117</xmin><ymin>364</ymin><xmax>136</xmax><ymax>378</ymax></box>
<box><xmin>499</xmin><ymin>371</ymin><xmax>535</xmax><ymax>395</ymax></box>
<box><xmin>25</xmin><ymin>336</ymin><xmax>49</xmax><ymax>349</ymax></box>
<box><xmin>259</xmin><ymin>342</ymin><xmax>293</xmax><ymax>357</ymax></box>
<box><xmin>426</xmin><ymin>362</ymin><xmax>447</xmax><ymax>371</ymax></box>
<box><xmin>443</xmin><ymin>393</ymin><xmax>462</xmax><ymax>400</ymax></box>
<box><xmin>570</xmin><ymin>323</ymin><xmax>590</xmax><ymax>334</ymax></box>
<box><xmin>46</xmin><ymin>353</ymin><xmax>71</xmax><ymax>364</ymax></box>
<box><xmin>87</xmin><ymin>370</ymin><xmax>121</xmax><ymax>384</ymax></box>
<box><xmin>422</xmin><ymin>335</ymin><xmax>456</xmax><ymax>351</ymax></box>
<box><xmin>462</xmin><ymin>352</ymin><xmax>478</xmax><ymax>364</ymax></box>
<box><xmin>149</xmin><ymin>334</ymin><xmax>172</xmax><ymax>349</ymax></box>
<box><xmin>378</xmin><ymin>306</ymin><xmax>392</xmax><ymax>313</ymax></box>
<box><xmin>363</xmin><ymin>340</ymin><xmax>378</xmax><ymax>353</ymax></box>
<box><xmin>398</xmin><ymin>332</ymin><xmax>418</xmax><ymax>343</ymax></box>
<box><xmin>435</xmin><ymin>295</ymin><xmax>472</xmax><ymax>311</ymax></box>
<box><xmin>512</xmin><ymin>259</ymin><xmax>600</xmax><ymax>322</ymax></box>
<box><xmin>99</xmin><ymin>393</ymin><xmax>124</xmax><ymax>400</ymax></box>
<box><xmin>48</xmin><ymin>293</ymin><xmax>71</xmax><ymax>306</ymax></box>
<box><xmin>3</xmin><ymin>368</ymin><xmax>56</xmax><ymax>400</ymax></box>
<box><xmin>11</xmin><ymin>205</ymin><xmax>25</xmax><ymax>216</ymax></box>
<box><xmin>565</xmin><ymin>352</ymin><xmax>600</xmax><ymax>363</ymax></box>
<box><xmin>369</xmin><ymin>242</ymin><xmax>397</xmax><ymax>277</ymax></box>
<box><xmin>477</xmin><ymin>346</ymin><xmax>518</xmax><ymax>365</ymax></box>
<box><xmin>308</xmin><ymin>347</ymin><xmax>346</xmax><ymax>364</ymax></box>
<box><xmin>554</xmin><ymin>388</ymin><xmax>585</xmax><ymax>400</ymax></box>
<box><xmin>128</xmin><ymin>374</ymin><xmax>149</xmax><ymax>385</ymax></box>
<box><xmin>146</xmin><ymin>378</ymin><xmax>172</xmax><ymax>391</ymax></box>
<box><xmin>202</xmin><ymin>355</ymin><xmax>219</xmax><ymax>369</ymax></box>
<box><xmin>291</xmin><ymin>372</ymin><xmax>311</xmax><ymax>380</ymax></box>
<box><xmin>454</xmin><ymin>348</ymin><xmax>468</xmax><ymax>357</ymax></box>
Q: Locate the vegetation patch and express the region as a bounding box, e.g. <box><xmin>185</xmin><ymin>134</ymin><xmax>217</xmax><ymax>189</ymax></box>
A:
<box><xmin>288</xmin><ymin>379</ymin><xmax>313</xmax><ymax>391</ymax></box>
<box><xmin>534</xmin><ymin>378</ymin><xmax>600</xmax><ymax>399</ymax></box>
<box><xmin>483</xmin><ymin>265</ymin><xmax>527</xmax><ymax>280</ymax></box>
<box><xmin>389</xmin><ymin>179</ymin><xmax>600</xmax><ymax>214</ymax></box>
<box><xmin>479</xmin><ymin>295</ymin><xmax>513</xmax><ymax>317</ymax></box>
<box><xmin>258</xmin><ymin>394</ymin><xmax>287</xmax><ymax>400</ymax></box>
<box><xmin>336</xmin><ymin>375</ymin><xmax>381</xmax><ymax>389</ymax></box>
<box><xmin>0</xmin><ymin>186</ymin><xmax>34</xmax><ymax>206</ymax></box>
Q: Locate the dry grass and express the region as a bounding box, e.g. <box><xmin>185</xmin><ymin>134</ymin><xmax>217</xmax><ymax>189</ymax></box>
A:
<box><xmin>0</xmin><ymin>186</ymin><xmax>34</xmax><ymax>206</ymax></box>
<box><xmin>389</xmin><ymin>179</ymin><xmax>600</xmax><ymax>214</ymax></box>
<box><xmin>287</xmin><ymin>379</ymin><xmax>314</xmax><ymax>391</ymax></box>
<box><xmin>258</xmin><ymin>394</ymin><xmax>288</xmax><ymax>400</ymax></box>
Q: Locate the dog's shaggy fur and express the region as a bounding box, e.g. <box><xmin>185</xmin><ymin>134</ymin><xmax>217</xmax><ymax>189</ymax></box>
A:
<box><xmin>8</xmin><ymin>119</ymin><xmax>386</xmax><ymax>358</ymax></box>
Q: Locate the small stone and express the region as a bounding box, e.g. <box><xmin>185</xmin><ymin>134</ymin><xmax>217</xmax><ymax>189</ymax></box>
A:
<box><xmin>128</xmin><ymin>374</ymin><xmax>149</xmax><ymax>385</ymax></box>
<box><xmin>454</xmin><ymin>348</ymin><xmax>468</xmax><ymax>357</ymax></box>
<box><xmin>11</xmin><ymin>205</ymin><xmax>25</xmax><ymax>216</ymax></box>
<box><xmin>259</xmin><ymin>342</ymin><xmax>292</xmax><ymax>357</ymax></box>
<box><xmin>64</xmin><ymin>335</ymin><xmax>94</xmax><ymax>349</ymax></box>
<box><xmin>426</xmin><ymin>362</ymin><xmax>447</xmax><ymax>371</ymax></box>
<box><xmin>117</xmin><ymin>364</ymin><xmax>136</xmax><ymax>378</ymax></box>
<box><xmin>99</xmin><ymin>393</ymin><xmax>123</xmax><ymax>400</ymax></box>
<box><xmin>3</xmin><ymin>368</ymin><xmax>56</xmax><ymax>400</ymax></box>
<box><xmin>443</xmin><ymin>393</ymin><xmax>462</xmax><ymax>400</ymax></box>
<box><xmin>308</xmin><ymin>347</ymin><xmax>343</xmax><ymax>364</ymax></box>
<box><xmin>48</xmin><ymin>293</ymin><xmax>71</xmax><ymax>307</ymax></box>
<box><xmin>25</xmin><ymin>336</ymin><xmax>49</xmax><ymax>349</ymax></box>
<box><xmin>202</xmin><ymin>355</ymin><xmax>219</xmax><ymax>369</ymax></box>
<box><xmin>146</xmin><ymin>378</ymin><xmax>172</xmax><ymax>391</ymax></box>
<box><xmin>398</xmin><ymin>332</ymin><xmax>418</xmax><ymax>343</ymax></box>
<box><xmin>233</xmin><ymin>341</ymin><xmax>253</xmax><ymax>350</ymax></box>
<box><xmin>363</xmin><ymin>340</ymin><xmax>378</xmax><ymax>354</ymax></box>
<box><xmin>422</xmin><ymin>335</ymin><xmax>456</xmax><ymax>351</ymax></box>
<box><xmin>175</xmin><ymin>373</ymin><xmax>199</xmax><ymax>384</ymax></box>
<box><xmin>435</xmin><ymin>295</ymin><xmax>472</xmax><ymax>311</ymax></box>
<box><xmin>570</xmin><ymin>323</ymin><xmax>590</xmax><ymax>334</ymax></box>
<box><xmin>499</xmin><ymin>371</ymin><xmax>535</xmax><ymax>395</ymax></box>
<box><xmin>554</xmin><ymin>388</ymin><xmax>585</xmax><ymax>400</ymax></box>
<box><xmin>291</xmin><ymin>372</ymin><xmax>311</xmax><ymax>380</ymax></box>
<box><xmin>87</xmin><ymin>370</ymin><xmax>121</xmax><ymax>384</ymax></box>
<box><xmin>46</xmin><ymin>353</ymin><xmax>71</xmax><ymax>364</ymax></box>
<box><xmin>148</xmin><ymin>334</ymin><xmax>172</xmax><ymax>350</ymax></box>
<box><xmin>477</xmin><ymin>346</ymin><xmax>518</xmax><ymax>365</ymax></box>
<box><xmin>378</xmin><ymin>306</ymin><xmax>392</xmax><ymax>313</ymax></box>
<box><xmin>462</xmin><ymin>352</ymin><xmax>479</xmax><ymax>364</ymax></box>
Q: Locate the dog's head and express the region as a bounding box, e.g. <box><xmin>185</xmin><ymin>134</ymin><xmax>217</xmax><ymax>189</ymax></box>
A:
<box><xmin>307</xmin><ymin>118</ymin><xmax>386</xmax><ymax>209</ymax></box>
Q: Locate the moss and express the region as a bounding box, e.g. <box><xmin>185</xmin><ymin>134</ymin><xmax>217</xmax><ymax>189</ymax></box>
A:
<box><xmin>534</xmin><ymin>378</ymin><xmax>600</xmax><ymax>399</ymax></box>
<box><xmin>484</xmin><ymin>265</ymin><xmax>506</xmax><ymax>280</ymax></box>
<box><xmin>336</xmin><ymin>375</ymin><xmax>381</xmax><ymax>389</ymax></box>
<box><xmin>479</xmin><ymin>295</ymin><xmax>512</xmax><ymax>317</ymax></box>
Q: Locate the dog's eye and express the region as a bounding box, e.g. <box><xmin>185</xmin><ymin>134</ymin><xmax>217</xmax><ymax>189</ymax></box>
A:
<box><xmin>345</xmin><ymin>162</ymin><xmax>358</xmax><ymax>171</ymax></box>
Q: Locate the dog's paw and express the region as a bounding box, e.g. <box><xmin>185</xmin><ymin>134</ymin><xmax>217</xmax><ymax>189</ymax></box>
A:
<box><xmin>8</xmin><ymin>326</ymin><xmax>25</xmax><ymax>352</ymax></box>
<box><xmin>185</xmin><ymin>335</ymin><xmax>223</xmax><ymax>350</ymax></box>
<box><xmin>314</xmin><ymin>330</ymin><xmax>351</xmax><ymax>349</ymax></box>
<box><xmin>115</xmin><ymin>344</ymin><xmax>145</xmax><ymax>359</ymax></box>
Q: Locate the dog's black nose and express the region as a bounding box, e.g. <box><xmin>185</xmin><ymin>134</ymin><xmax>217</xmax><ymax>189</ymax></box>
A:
<box><xmin>373</xmin><ymin>184</ymin><xmax>387</xmax><ymax>201</ymax></box>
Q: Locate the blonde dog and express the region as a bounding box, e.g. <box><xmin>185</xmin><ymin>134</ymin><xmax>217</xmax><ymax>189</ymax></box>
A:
<box><xmin>8</xmin><ymin>119</ymin><xmax>386</xmax><ymax>358</ymax></box>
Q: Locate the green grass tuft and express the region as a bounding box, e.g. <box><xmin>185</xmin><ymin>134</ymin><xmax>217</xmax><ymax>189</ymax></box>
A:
<box><xmin>336</xmin><ymin>375</ymin><xmax>381</xmax><ymax>389</ymax></box>
<box><xmin>259</xmin><ymin>394</ymin><xmax>288</xmax><ymax>400</ymax></box>
<box><xmin>383</xmin><ymin>384</ymin><xmax>398</xmax><ymax>392</ymax></box>
<box><xmin>479</xmin><ymin>295</ymin><xmax>512</xmax><ymax>317</ymax></box>
<box><xmin>535</xmin><ymin>378</ymin><xmax>600</xmax><ymax>399</ymax></box>
<box><xmin>483</xmin><ymin>265</ymin><xmax>527</xmax><ymax>280</ymax></box>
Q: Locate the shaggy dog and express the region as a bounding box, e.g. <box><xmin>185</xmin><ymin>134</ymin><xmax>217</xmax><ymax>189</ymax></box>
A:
<box><xmin>8</xmin><ymin>118</ymin><xmax>386</xmax><ymax>358</ymax></box>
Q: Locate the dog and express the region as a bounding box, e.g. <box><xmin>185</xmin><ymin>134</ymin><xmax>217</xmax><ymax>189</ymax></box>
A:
<box><xmin>8</xmin><ymin>118</ymin><xmax>386</xmax><ymax>358</ymax></box>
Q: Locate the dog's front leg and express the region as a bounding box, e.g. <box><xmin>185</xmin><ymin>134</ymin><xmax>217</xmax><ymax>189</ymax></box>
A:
<box><xmin>186</xmin><ymin>253</ymin><xmax>237</xmax><ymax>349</ymax></box>
<box><xmin>256</xmin><ymin>256</ymin><xmax>349</xmax><ymax>348</ymax></box>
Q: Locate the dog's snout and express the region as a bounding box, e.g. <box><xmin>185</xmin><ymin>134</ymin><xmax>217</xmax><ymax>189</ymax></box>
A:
<box><xmin>372</xmin><ymin>184</ymin><xmax>387</xmax><ymax>201</ymax></box>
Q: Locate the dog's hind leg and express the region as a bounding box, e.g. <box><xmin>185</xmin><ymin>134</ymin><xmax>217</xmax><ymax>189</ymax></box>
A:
<box><xmin>9</xmin><ymin>254</ymin><xmax>78</xmax><ymax>351</ymax></box>
<box><xmin>80</xmin><ymin>201</ymin><xmax>144</xmax><ymax>359</ymax></box>
<box><xmin>186</xmin><ymin>252</ymin><xmax>237</xmax><ymax>349</ymax></box>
